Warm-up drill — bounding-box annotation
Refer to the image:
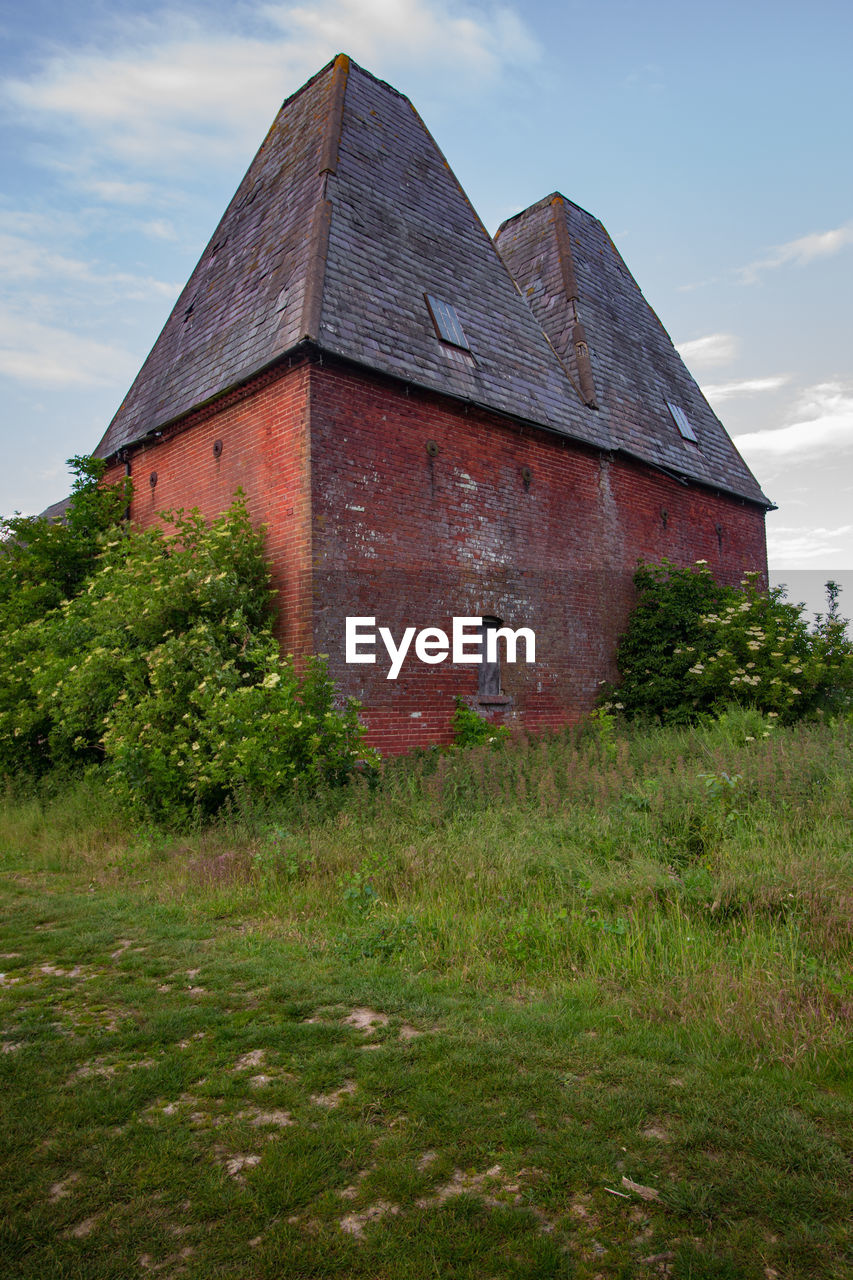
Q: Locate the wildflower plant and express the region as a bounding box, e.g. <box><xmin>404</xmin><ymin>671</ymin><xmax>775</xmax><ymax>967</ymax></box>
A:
<box><xmin>615</xmin><ymin>559</ymin><xmax>853</xmax><ymax>724</ymax></box>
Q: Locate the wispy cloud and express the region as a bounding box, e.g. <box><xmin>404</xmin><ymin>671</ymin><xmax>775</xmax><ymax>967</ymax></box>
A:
<box><xmin>0</xmin><ymin>222</ymin><xmax>176</xmax><ymax>299</ymax></box>
<box><xmin>262</xmin><ymin>0</ymin><xmax>540</xmax><ymax>74</ymax></box>
<box><xmin>0</xmin><ymin>308</ymin><xmax>137</xmax><ymax>387</ymax></box>
<box><xmin>622</xmin><ymin>62</ymin><xmax>665</xmax><ymax>94</ymax></box>
<box><xmin>78</xmin><ymin>178</ymin><xmax>155</xmax><ymax>205</ymax></box>
<box><xmin>766</xmin><ymin>524</ymin><xmax>853</xmax><ymax>563</ymax></box>
<box><xmin>4</xmin><ymin>0</ymin><xmax>540</xmax><ymax>178</ymax></box>
<box><xmin>139</xmin><ymin>219</ymin><xmax>179</xmax><ymax>242</ymax></box>
<box><xmin>739</xmin><ymin>222</ymin><xmax>853</xmax><ymax>284</ymax></box>
<box><xmin>676</xmin><ymin>332</ymin><xmax>737</xmax><ymax>368</ymax></box>
<box><xmin>733</xmin><ymin>382</ymin><xmax>853</xmax><ymax>459</ymax></box>
<box><xmin>702</xmin><ymin>375</ymin><xmax>790</xmax><ymax>403</ymax></box>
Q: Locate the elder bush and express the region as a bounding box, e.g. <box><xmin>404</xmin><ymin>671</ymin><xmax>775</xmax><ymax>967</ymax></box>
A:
<box><xmin>614</xmin><ymin>560</ymin><xmax>853</xmax><ymax>724</ymax></box>
<box><xmin>0</xmin><ymin>484</ymin><xmax>366</xmax><ymax>821</ymax></box>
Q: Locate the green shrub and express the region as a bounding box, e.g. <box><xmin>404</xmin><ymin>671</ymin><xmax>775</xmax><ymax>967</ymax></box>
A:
<box><xmin>614</xmin><ymin>560</ymin><xmax>853</xmax><ymax>725</ymax></box>
<box><xmin>0</xmin><ymin>493</ymin><xmax>367</xmax><ymax>822</ymax></box>
<box><xmin>0</xmin><ymin>456</ymin><xmax>130</xmax><ymax>628</ymax></box>
<box><xmin>451</xmin><ymin>697</ymin><xmax>510</xmax><ymax>747</ymax></box>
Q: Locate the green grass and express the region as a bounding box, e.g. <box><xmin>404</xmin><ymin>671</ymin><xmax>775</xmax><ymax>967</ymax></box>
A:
<box><xmin>1</xmin><ymin>714</ymin><xmax>851</xmax><ymax>1278</ymax></box>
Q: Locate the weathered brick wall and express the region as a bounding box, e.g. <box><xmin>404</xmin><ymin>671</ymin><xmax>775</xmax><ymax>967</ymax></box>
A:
<box><xmin>308</xmin><ymin>362</ymin><xmax>768</xmax><ymax>754</ymax></box>
<box><xmin>103</xmin><ymin>362</ymin><xmax>314</xmax><ymax>659</ymax></box>
<box><xmin>104</xmin><ymin>354</ymin><xmax>768</xmax><ymax>757</ymax></box>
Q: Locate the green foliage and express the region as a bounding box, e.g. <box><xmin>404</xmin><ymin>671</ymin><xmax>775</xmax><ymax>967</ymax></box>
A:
<box><xmin>0</xmin><ymin>495</ymin><xmax>366</xmax><ymax>821</ymax></box>
<box><xmin>0</xmin><ymin>455</ymin><xmax>131</xmax><ymax>628</ymax></box>
<box><xmin>338</xmin><ymin>852</ymin><xmax>389</xmax><ymax>916</ymax></box>
<box><xmin>587</xmin><ymin>705</ymin><xmax>618</xmax><ymax>758</ymax></box>
<box><xmin>335</xmin><ymin>914</ymin><xmax>420</xmax><ymax>960</ymax></box>
<box><xmin>451</xmin><ymin>697</ymin><xmax>510</xmax><ymax>747</ymax></box>
<box><xmin>614</xmin><ymin>559</ymin><xmax>853</xmax><ymax>724</ymax></box>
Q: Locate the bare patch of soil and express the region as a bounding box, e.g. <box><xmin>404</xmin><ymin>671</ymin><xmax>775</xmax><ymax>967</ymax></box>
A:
<box><xmin>65</xmin><ymin>1215</ymin><xmax>99</xmax><ymax>1239</ymax></box>
<box><xmin>232</xmin><ymin>1049</ymin><xmax>265</xmax><ymax>1071</ymax></box>
<box><xmin>416</xmin><ymin>1163</ymin><xmax>538</xmax><ymax>1210</ymax></box>
<box><xmin>311</xmin><ymin>1081</ymin><xmax>356</xmax><ymax>1109</ymax></box>
<box><xmin>48</xmin><ymin>1173</ymin><xmax>81</xmax><ymax>1204</ymax></box>
<box><xmin>345</xmin><ymin>1008</ymin><xmax>389</xmax><ymax>1033</ymax></box>
<box><xmin>339</xmin><ymin>1201</ymin><xmax>399</xmax><ymax>1238</ymax></box>
<box><xmin>246</xmin><ymin>1108</ymin><xmax>294</xmax><ymax>1128</ymax></box>
<box><xmin>220</xmin><ymin>1152</ymin><xmax>261</xmax><ymax>1181</ymax></box>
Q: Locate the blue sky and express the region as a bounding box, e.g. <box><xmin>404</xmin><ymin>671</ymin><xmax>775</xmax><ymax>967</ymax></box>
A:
<box><xmin>2</xmin><ymin>0</ymin><xmax>851</xmax><ymax>612</ymax></box>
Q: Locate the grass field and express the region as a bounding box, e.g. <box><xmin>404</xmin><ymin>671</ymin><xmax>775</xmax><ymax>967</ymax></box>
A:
<box><xmin>1</xmin><ymin>713</ymin><xmax>851</xmax><ymax>1278</ymax></box>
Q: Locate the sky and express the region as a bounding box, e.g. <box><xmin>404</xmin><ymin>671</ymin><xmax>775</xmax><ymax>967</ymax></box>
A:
<box><xmin>1</xmin><ymin>0</ymin><xmax>851</xmax><ymax>618</ymax></box>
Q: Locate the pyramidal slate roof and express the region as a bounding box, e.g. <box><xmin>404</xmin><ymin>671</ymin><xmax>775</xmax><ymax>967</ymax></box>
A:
<box><xmin>494</xmin><ymin>194</ymin><xmax>770</xmax><ymax>506</ymax></box>
<box><xmin>96</xmin><ymin>54</ymin><xmax>602</xmax><ymax>459</ymax></box>
<box><xmin>94</xmin><ymin>55</ymin><xmax>768</xmax><ymax>509</ymax></box>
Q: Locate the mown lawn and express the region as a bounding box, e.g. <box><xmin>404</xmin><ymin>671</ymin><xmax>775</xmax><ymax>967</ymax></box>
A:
<box><xmin>1</xmin><ymin>715</ymin><xmax>851</xmax><ymax>1278</ymax></box>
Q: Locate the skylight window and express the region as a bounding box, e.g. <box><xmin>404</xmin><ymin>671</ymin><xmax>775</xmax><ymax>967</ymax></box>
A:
<box><xmin>425</xmin><ymin>294</ymin><xmax>470</xmax><ymax>350</ymax></box>
<box><xmin>667</xmin><ymin>401</ymin><xmax>698</xmax><ymax>443</ymax></box>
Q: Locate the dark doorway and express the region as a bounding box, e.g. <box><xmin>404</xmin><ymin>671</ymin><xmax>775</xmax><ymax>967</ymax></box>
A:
<box><xmin>478</xmin><ymin>616</ymin><xmax>502</xmax><ymax>698</ymax></box>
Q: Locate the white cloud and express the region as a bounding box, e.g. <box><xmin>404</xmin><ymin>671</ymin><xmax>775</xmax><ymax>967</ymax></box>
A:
<box><xmin>766</xmin><ymin>525</ymin><xmax>853</xmax><ymax>562</ymax></box>
<box><xmin>675</xmin><ymin>332</ymin><xmax>737</xmax><ymax>368</ymax></box>
<box><xmin>0</xmin><ymin>225</ymin><xmax>176</xmax><ymax>299</ymax></box>
<box><xmin>733</xmin><ymin>382</ymin><xmax>853</xmax><ymax>460</ymax></box>
<box><xmin>79</xmin><ymin>179</ymin><xmax>155</xmax><ymax>205</ymax></box>
<box><xmin>262</xmin><ymin>0</ymin><xmax>540</xmax><ymax>73</ymax></box>
<box><xmin>702</xmin><ymin>375</ymin><xmax>790</xmax><ymax>403</ymax></box>
<box><xmin>140</xmin><ymin>218</ymin><xmax>179</xmax><ymax>241</ymax></box>
<box><xmin>4</xmin><ymin>1</ymin><xmax>540</xmax><ymax>174</ymax></box>
<box><xmin>0</xmin><ymin>308</ymin><xmax>137</xmax><ymax>387</ymax></box>
<box><xmin>740</xmin><ymin>222</ymin><xmax>853</xmax><ymax>284</ymax></box>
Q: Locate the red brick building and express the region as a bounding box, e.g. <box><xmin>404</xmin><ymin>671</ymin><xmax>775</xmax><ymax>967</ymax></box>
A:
<box><xmin>93</xmin><ymin>55</ymin><xmax>770</xmax><ymax>754</ymax></box>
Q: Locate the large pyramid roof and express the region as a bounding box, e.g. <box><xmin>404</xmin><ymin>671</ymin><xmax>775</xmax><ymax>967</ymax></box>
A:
<box><xmin>96</xmin><ymin>55</ymin><xmax>602</xmax><ymax>459</ymax></box>
<box><xmin>95</xmin><ymin>55</ymin><xmax>768</xmax><ymax>508</ymax></box>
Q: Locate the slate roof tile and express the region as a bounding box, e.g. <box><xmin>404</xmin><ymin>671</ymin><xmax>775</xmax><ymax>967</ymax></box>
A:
<box><xmin>495</xmin><ymin>194</ymin><xmax>769</xmax><ymax>506</ymax></box>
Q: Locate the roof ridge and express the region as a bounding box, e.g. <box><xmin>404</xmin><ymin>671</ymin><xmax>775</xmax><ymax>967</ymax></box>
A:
<box><xmin>549</xmin><ymin>196</ymin><xmax>598</xmax><ymax>408</ymax></box>
<box><xmin>301</xmin><ymin>54</ymin><xmax>350</xmax><ymax>341</ymax></box>
<box><xmin>276</xmin><ymin>54</ymin><xmax>337</xmax><ymax>114</ymax></box>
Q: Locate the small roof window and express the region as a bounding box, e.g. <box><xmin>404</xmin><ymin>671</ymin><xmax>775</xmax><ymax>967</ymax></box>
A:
<box><xmin>425</xmin><ymin>294</ymin><xmax>470</xmax><ymax>350</ymax></box>
<box><xmin>667</xmin><ymin>401</ymin><xmax>698</xmax><ymax>443</ymax></box>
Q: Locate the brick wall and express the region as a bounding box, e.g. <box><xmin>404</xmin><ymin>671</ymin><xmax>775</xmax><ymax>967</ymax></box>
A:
<box><xmin>104</xmin><ymin>361</ymin><xmax>314</xmax><ymax>659</ymax></box>
<box><xmin>308</xmin><ymin>361</ymin><xmax>768</xmax><ymax>754</ymax></box>
<box><xmin>104</xmin><ymin>354</ymin><xmax>768</xmax><ymax>757</ymax></box>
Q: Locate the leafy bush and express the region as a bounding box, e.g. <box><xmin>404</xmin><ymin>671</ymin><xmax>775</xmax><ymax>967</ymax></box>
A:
<box><xmin>614</xmin><ymin>560</ymin><xmax>853</xmax><ymax>724</ymax></box>
<box><xmin>0</xmin><ymin>489</ymin><xmax>367</xmax><ymax>822</ymax></box>
<box><xmin>0</xmin><ymin>456</ymin><xmax>130</xmax><ymax>628</ymax></box>
<box><xmin>451</xmin><ymin>697</ymin><xmax>510</xmax><ymax>747</ymax></box>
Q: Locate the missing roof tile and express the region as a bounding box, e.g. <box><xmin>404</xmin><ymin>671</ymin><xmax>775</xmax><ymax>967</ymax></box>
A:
<box><xmin>425</xmin><ymin>294</ymin><xmax>470</xmax><ymax>351</ymax></box>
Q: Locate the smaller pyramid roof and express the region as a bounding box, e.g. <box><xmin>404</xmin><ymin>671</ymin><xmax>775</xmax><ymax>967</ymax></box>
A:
<box><xmin>495</xmin><ymin>195</ymin><xmax>769</xmax><ymax>506</ymax></box>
